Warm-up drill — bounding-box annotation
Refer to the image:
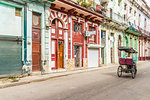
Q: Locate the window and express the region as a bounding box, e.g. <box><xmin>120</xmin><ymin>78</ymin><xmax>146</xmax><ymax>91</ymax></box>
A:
<box><xmin>74</xmin><ymin>22</ymin><xmax>82</xmax><ymax>33</ymax></box>
<box><xmin>89</xmin><ymin>26</ymin><xmax>96</xmax><ymax>43</ymax></box>
<box><xmin>130</xmin><ymin>7</ymin><xmax>132</xmax><ymax>13</ymax></box>
<box><xmin>15</xmin><ymin>7</ymin><xmax>21</xmax><ymax>16</ymax></box>
<box><xmin>135</xmin><ymin>39</ymin><xmax>137</xmax><ymax>49</ymax></box>
<box><xmin>124</xmin><ymin>14</ymin><xmax>126</xmax><ymax>21</ymax></box>
<box><xmin>134</xmin><ymin>11</ymin><xmax>136</xmax><ymax>16</ymax></box>
<box><xmin>138</xmin><ymin>14</ymin><xmax>141</xmax><ymax>26</ymax></box>
<box><xmin>124</xmin><ymin>4</ymin><xmax>127</xmax><ymax>10</ymax></box>
<box><xmin>130</xmin><ymin>38</ymin><xmax>132</xmax><ymax>47</ymax></box>
<box><xmin>144</xmin><ymin>18</ymin><xmax>146</xmax><ymax>30</ymax></box>
<box><xmin>101</xmin><ymin>30</ymin><xmax>106</xmax><ymax>45</ymax></box>
<box><xmin>110</xmin><ymin>8</ymin><xmax>112</xmax><ymax>18</ymax></box>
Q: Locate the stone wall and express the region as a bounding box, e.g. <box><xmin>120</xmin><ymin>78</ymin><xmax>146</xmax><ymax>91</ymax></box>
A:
<box><xmin>83</xmin><ymin>58</ymin><xmax>88</xmax><ymax>69</ymax></box>
<box><xmin>65</xmin><ymin>59</ymin><xmax>75</xmax><ymax>71</ymax></box>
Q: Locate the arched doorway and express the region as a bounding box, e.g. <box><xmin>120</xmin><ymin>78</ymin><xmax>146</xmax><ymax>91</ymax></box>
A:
<box><xmin>51</xmin><ymin>19</ymin><xmax>64</xmax><ymax>69</ymax></box>
<box><xmin>118</xmin><ymin>35</ymin><xmax>121</xmax><ymax>58</ymax></box>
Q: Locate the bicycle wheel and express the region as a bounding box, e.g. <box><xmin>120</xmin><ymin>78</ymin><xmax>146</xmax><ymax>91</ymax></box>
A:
<box><xmin>131</xmin><ymin>67</ymin><xmax>136</xmax><ymax>79</ymax></box>
<box><xmin>117</xmin><ymin>66</ymin><xmax>122</xmax><ymax>77</ymax></box>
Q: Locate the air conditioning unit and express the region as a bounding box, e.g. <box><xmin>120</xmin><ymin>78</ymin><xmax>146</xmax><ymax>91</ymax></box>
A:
<box><xmin>84</xmin><ymin>31</ymin><xmax>90</xmax><ymax>37</ymax></box>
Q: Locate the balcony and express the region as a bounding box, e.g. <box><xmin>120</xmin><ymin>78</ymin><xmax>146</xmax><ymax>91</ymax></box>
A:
<box><xmin>140</xmin><ymin>28</ymin><xmax>150</xmax><ymax>37</ymax></box>
<box><xmin>103</xmin><ymin>11</ymin><xmax>128</xmax><ymax>30</ymax></box>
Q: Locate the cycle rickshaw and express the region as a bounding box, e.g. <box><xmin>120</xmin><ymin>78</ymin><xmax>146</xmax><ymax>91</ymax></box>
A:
<box><xmin>117</xmin><ymin>46</ymin><xmax>137</xmax><ymax>79</ymax></box>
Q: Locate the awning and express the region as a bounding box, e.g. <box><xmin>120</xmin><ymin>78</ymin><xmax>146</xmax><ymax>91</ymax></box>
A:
<box><xmin>125</xmin><ymin>27</ymin><xmax>141</xmax><ymax>36</ymax></box>
<box><xmin>87</xmin><ymin>44</ymin><xmax>104</xmax><ymax>48</ymax></box>
<box><xmin>118</xmin><ymin>46</ymin><xmax>138</xmax><ymax>53</ymax></box>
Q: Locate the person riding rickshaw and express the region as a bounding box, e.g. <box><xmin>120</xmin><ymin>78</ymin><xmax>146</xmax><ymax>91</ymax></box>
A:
<box><xmin>117</xmin><ymin>46</ymin><xmax>137</xmax><ymax>79</ymax></box>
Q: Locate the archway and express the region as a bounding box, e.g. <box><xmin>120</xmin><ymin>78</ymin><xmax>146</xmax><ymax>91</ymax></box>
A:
<box><xmin>51</xmin><ymin>19</ymin><xmax>64</xmax><ymax>69</ymax></box>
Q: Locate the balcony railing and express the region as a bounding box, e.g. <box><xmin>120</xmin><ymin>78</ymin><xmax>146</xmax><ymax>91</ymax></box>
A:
<box><xmin>140</xmin><ymin>28</ymin><xmax>150</xmax><ymax>37</ymax></box>
<box><xmin>107</xmin><ymin>12</ymin><xmax>128</xmax><ymax>26</ymax></box>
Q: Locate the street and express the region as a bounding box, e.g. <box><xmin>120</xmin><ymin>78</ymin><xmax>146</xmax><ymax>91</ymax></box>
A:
<box><xmin>0</xmin><ymin>61</ymin><xmax>150</xmax><ymax>100</ymax></box>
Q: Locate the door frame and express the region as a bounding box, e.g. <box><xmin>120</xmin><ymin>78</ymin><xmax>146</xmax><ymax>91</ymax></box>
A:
<box><xmin>51</xmin><ymin>19</ymin><xmax>64</xmax><ymax>70</ymax></box>
<box><xmin>32</xmin><ymin>12</ymin><xmax>41</xmax><ymax>72</ymax></box>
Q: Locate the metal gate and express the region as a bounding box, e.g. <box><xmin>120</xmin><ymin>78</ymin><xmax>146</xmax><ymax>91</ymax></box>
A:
<box><xmin>0</xmin><ymin>36</ymin><xmax>22</xmax><ymax>77</ymax></box>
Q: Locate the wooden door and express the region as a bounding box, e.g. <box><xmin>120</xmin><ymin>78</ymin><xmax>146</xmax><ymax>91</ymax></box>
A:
<box><xmin>58</xmin><ymin>41</ymin><xmax>64</xmax><ymax>69</ymax></box>
<box><xmin>32</xmin><ymin>12</ymin><xmax>41</xmax><ymax>72</ymax></box>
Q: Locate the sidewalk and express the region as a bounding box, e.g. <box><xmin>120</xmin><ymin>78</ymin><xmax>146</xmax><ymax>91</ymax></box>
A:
<box><xmin>0</xmin><ymin>64</ymin><xmax>118</xmax><ymax>89</ymax></box>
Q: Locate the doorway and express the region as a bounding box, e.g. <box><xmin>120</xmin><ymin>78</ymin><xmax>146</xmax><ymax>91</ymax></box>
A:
<box><xmin>58</xmin><ymin>41</ymin><xmax>64</xmax><ymax>69</ymax></box>
<box><xmin>51</xmin><ymin>19</ymin><xmax>64</xmax><ymax>69</ymax></box>
<box><xmin>101</xmin><ymin>48</ymin><xmax>105</xmax><ymax>64</ymax></box>
<box><xmin>32</xmin><ymin>12</ymin><xmax>41</xmax><ymax>72</ymax></box>
<box><xmin>74</xmin><ymin>46</ymin><xmax>82</xmax><ymax>67</ymax></box>
<box><xmin>118</xmin><ymin>35</ymin><xmax>121</xmax><ymax>58</ymax></box>
<box><xmin>110</xmin><ymin>33</ymin><xmax>114</xmax><ymax>63</ymax></box>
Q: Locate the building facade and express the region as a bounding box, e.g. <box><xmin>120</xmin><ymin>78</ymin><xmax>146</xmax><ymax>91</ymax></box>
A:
<box><xmin>100</xmin><ymin>0</ymin><xmax>126</xmax><ymax>65</ymax></box>
<box><xmin>0</xmin><ymin>0</ymin><xmax>52</xmax><ymax>77</ymax></box>
<box><xmin>0</xmin><ymin>0</ymin><xmax>25</xmax><ymax>77</ymax></box>
<box><xmin>44</xmin><ymin>0</ymin><xmax>104</xmax><ymax>72</ymax></box>
<box><xmin>100</xmin><ymin>0</ymin><xmax>150</xmax><ymax>65</ymax></box>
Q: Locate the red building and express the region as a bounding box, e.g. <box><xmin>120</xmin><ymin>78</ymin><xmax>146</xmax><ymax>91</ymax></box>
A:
<box><xmin>48</xmin><ymin>0</ymin><xmax>104</xmax><ymax>71</ymax></box>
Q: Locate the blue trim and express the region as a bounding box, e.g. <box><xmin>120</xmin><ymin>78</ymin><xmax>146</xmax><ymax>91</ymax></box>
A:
<box><xmin>24</xmin><ymin>5</ymin><xmax>27</xmax><ymax>62</ymax></box>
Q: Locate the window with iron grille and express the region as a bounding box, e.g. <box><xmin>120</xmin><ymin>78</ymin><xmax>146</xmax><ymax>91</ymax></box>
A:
<box><xmin>101</xmin><ymin>30</ymin><xmax>106</xmax><ymax>45</ymax></box>
<box><xmin>74</xmin><ymin>22</ymin><xmax>82</xmax><ymax>33</ymax></box>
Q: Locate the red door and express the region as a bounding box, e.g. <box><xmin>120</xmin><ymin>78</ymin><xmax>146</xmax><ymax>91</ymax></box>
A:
<box><xmin>32</xmin><ymin>12</ymin><xmax>41</xmax><ymax>72</ymax></box>
<box><xmin>51</xmin><ymin>19</ymin><xmax>64</xmax><ymax>69</ymax></box>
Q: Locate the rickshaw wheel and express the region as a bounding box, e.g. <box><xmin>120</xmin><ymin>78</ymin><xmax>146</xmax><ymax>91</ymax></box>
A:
<box><xmin>117</xmin><ymin>66</ymin><xmax>122</xmax><ymax>77</ymax></box>
<box><xmin>131</xmin><ymin>67</ymin><xmax>136</xmax><ymax>79</ymax></box>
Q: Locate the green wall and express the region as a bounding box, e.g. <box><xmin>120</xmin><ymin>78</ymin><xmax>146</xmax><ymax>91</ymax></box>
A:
<box><xmin>123</xmin><ymin>32</ymin><xmax>139</xmax><ymax>61</ymax></box>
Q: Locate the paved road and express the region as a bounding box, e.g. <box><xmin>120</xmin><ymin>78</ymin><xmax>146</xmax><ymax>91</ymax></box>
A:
<box><xmin>0</xmin><ymin>61</ymin><xmax>150</xmax><ymax>100</ymax></box>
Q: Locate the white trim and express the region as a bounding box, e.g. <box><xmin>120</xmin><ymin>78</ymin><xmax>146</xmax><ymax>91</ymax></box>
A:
<box><xmin>70</xmin><ymin>17</ymin><xmax>73</xmax><ymax>59</ymax></box>
<box><xmin>87</xmin><ymin>44</ymin><xmax>104</xmax><ymax>48</ymax></box>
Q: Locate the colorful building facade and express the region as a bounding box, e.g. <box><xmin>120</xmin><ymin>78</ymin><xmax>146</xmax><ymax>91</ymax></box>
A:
<box><xmin>45</xmin><ymin>0</ymin><xmax>104</xmax><ymax>72</ymax></box>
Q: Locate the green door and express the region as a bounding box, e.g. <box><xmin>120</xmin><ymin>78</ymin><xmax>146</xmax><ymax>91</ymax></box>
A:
<box><xmin>0</xmin><ymin>39</ymin><xmax>22</xmax><ymax>77</ymax></box>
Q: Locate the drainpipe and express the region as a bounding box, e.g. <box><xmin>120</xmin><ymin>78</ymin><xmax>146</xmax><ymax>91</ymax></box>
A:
<box><xmin>24</xmin><ymin>3</ymin><xmax>27</xmax><ymax>63</ymax></box>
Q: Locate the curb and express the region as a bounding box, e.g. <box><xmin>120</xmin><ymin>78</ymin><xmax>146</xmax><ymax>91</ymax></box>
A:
<box><xmin>0</xmin><ymin>65</ymin><xmax>117</xmax><ymax>89</ymax></box>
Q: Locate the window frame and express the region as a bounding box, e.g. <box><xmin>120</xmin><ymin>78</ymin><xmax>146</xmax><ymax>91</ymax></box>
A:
<box><xmin>73</xmin><ymin>21</ymin><xmax>83</xmax><ymax>34</ymax></box>
<box><xmin>88</xmin><ymin>25</ymin><xmax>97</xmax><ymax>43</ymax></box>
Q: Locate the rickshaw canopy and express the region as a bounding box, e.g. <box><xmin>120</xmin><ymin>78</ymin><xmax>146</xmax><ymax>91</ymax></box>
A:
<box><xmin>118</xmin><ymin>46</ymin><xmax>138</xmax><ymax>53</ymax></box>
